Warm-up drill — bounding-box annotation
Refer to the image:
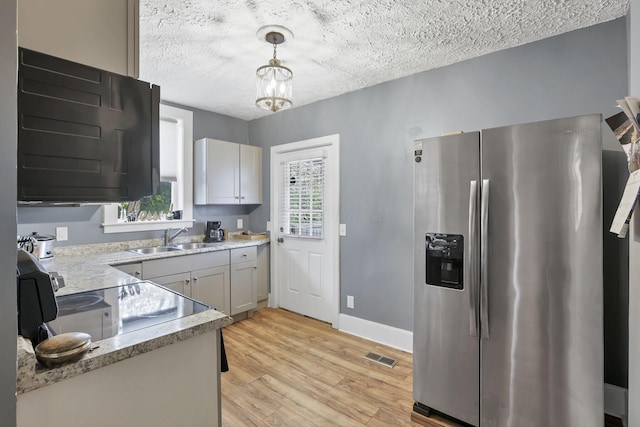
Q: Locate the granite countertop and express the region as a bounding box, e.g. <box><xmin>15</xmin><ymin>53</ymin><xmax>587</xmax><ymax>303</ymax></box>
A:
<box><xmin>17</xmin><ymin>236</ymin><xmax>269</xmax><ymax>394</ymax></box>
<box><xmin>50</xmin><ymin>236</ymin><xmax>270</xmax><ymax>296</ymax></box>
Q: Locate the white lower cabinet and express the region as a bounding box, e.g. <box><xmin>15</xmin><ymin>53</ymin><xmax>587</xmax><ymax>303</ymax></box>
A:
<box><xmin>256</xmin><ymin>244</ymin><xmax>269</xmax><ymax>301</ymax></box>
<box><xmin>142</xmin><ymin>251</ymin><xmax>230</xmax><ymax>315</ymax></box>
<box><xmin>129</xmin><ymin>246</ymin><xmax>265</xmax><ymax>318</ymax></box>
<box><xmin>230</xmin><ymin>247</ymin><xmax>258</xmax><ymax>315</ymax></box>
<box><xmin>191</xmin><ymin>266</ymin><xmax>231</xmax><ymax>316</ymax></box>
<box><xmin>230</xmin><ymin>260</ymin><xmax>257</xmax><ymax>315</ymax></box>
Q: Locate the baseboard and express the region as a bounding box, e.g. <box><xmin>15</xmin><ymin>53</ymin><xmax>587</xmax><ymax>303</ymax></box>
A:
<box><xmin>604</xmin><ymin>383</ymin><xmax>627</xmax><ymax>424</ymax></box>
<box><xmin>338</xmin><ymin>313</ymin><xmax>413</xmax><ymax>353</ymax></box>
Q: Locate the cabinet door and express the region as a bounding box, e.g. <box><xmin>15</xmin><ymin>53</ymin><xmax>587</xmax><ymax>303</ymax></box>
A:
<box><xmin>150</xmin><ymin>272</ymin><xmax>191</xmax><ymax>296</ymax></box>
<box><xmin>194</xmin><ymin>139</ymin><xmax>239</xmax><ymax>205</ymax></box>
<box><xmin>18</xmin><ymin>48</ymin><xmax>159</xmax><ymax>202</ymax></box>
<box><xmin>240</xmin><ymin>144</ymin><xmax>263</xmax><ymax>204</ymax></box>
<box><xmin>230</xmin><ymin>260</ymin><xmax>258</xmax><ymax>315</ymax></box>
<box><xmin>18</xmin><ymin>0</ymin><xmax>138</xmax><ymax>77</ymax></box>
<box><xmin>256</xmin><ymin>245</ymin><xmax>270</xmax><ymax>301</ymax></box>
<box><xmin>191</xmin><ymin>266</ymin><xmax>230</xmax><ymax>315</ymax></box>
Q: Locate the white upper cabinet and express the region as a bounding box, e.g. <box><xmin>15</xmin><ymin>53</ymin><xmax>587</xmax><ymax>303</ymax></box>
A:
<box><xmin>240</xmin><ymin>144</ymin><xmax>263</xmax><ymax>204</ymax></box>
<box><xmin>18</xmin><ymin>0</ymin><xmax>139</xmax><ymax>77</ymax></box>
<box><xmin>194</xmin><ymin>138</ymin><xmax>263</xmax><ymax>205</ymax></box>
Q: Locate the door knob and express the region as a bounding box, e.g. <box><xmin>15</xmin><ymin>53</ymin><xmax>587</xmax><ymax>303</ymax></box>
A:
<box><xmin>277</xmin><ymin>237</ymin><xmax>284</xmax><ymax>243</ymax></box>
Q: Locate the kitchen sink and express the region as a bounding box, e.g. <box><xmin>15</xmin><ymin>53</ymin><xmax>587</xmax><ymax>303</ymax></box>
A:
<box><xmin>172</xmin><ymin>242</ymin><xmax>223</xmax><ymax>250</ymax></box>
<box><xmin>130</xmin><ymin>246</ymin><xmax>184</xmax><ymax>255</ymax></box>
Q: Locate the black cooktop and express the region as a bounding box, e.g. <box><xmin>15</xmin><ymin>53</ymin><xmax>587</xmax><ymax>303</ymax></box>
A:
<box><xmin>48</xmin><ymin>281</ymin><xmax>209</xmax><ymax>341</ymax></box>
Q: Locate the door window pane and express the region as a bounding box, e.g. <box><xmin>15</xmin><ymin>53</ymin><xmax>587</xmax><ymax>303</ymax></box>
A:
<box><xmin>281</xmin><ymin>157</ymin><xmax>325</xmax><ymax>238</ymax></box>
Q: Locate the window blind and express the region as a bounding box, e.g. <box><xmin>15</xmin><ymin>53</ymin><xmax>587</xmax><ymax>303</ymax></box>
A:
<box><xmin>280</xmin><ymin>157</ymin><xmax>325</xmax><ymax>238</ymax></box>
<box><xmin>159</xmin><ymin>118</ymin><xmax>179</xmax><ymax>182</ymax></box>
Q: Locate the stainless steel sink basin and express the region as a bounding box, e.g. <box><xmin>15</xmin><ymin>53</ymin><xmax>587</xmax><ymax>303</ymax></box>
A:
<box><xmin>173</xmin><ymin>242</ymin><xmax>223</xmax><ymax>250</ymax></box>
<box><xmin>130</xmin><ymin>246</ymin><xmax>184</xmax><ymax>255</ymax></box>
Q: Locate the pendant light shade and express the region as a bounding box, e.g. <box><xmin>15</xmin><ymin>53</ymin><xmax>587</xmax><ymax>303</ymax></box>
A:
<box><xmin>256</xmin><ymin>27</ymin><xmax>293</xmax><ymax>112</ymax></box>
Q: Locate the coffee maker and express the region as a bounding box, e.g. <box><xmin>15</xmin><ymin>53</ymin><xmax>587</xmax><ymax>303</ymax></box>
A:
<box><xmin>204</xmin><ymin>221</ymin><xmax>224</xmax><ymax>242</ymax></box>
<box><xmin>16</xmin><ymin>249</ymin><xmax>60</xmax><ymax>345</ymax></box>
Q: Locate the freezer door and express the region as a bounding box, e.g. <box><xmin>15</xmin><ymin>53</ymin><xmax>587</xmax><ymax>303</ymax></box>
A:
<box><xmin>480</xmin><ymin>115</ymin><xmax>603</xmax><ymax>427</ymax></box>
<box><xmin>413</xmin><ymin>132</ymin><xmax>480</xmax><ymax>426</ymax></box>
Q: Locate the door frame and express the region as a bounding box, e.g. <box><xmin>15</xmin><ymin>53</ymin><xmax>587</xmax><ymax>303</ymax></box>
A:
<box><xmin>269</xmin><ymin>134</ymin><xmax>340</xmax><ymax>328</ymax></box>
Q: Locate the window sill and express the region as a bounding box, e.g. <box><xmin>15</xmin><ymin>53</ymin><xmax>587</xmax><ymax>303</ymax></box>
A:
<box><xmin>102</xmin><ymin>219</ymin><xmax>196</xmax><ymax>234</ymax></box>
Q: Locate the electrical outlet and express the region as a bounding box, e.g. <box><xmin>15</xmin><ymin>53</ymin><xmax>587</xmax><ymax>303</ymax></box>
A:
<box><xmin>347</xmin><ymin>295</ymin><xmax>355</xmax><ymax>309</ymax></box>
<box><xmin>339</xmin><ymin>224</ymin><xmax>347</xmax><ymax>236</ymax></box>
<box><xmin>266</xmin><ymin>221</ymin><xmax>272</xmax><ymax>231</ymax></box>
<box><xmin>237</xmin><ymin>218</ymin><xmax>243</xmax><ymax>229</ymax></box>
<box><xmin>55</xmin><ymin>227</ymin><xmax>68</xmax><ymax>241</ymax></box>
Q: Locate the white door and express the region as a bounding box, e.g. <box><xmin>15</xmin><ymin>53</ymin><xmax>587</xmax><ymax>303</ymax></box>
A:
<box><xmin>270</xmin><ymin>135</ymin><xmax>340</xmax><ymax>326</ymax></box>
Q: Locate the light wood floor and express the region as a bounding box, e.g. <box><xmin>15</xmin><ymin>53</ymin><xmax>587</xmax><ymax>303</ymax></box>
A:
<box><xmin>221</xmin><ymin>307</ymin><xmax>420</xmax><ymax>426</ymax></box>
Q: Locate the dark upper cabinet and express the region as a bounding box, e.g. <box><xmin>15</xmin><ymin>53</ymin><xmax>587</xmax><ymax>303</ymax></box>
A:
<box><xmin>17</xmin><ymin>48</ymin><xmax>159</xmax><ymax>203</ymax></box>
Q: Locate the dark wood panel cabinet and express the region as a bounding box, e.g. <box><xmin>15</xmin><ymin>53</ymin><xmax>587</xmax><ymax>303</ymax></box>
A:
<box><xmin>17</xmin><ymin>48</ymin><xmax>159</xmax><ymax>202</ymax></box>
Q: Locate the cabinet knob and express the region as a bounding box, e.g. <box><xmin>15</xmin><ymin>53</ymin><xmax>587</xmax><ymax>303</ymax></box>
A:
<box><xmin>242</xmin><ymin>253</ymin><xmax>247</xmax><ymax>257</ymax></box>
<box><xmin>185</xmin><ymin>279</ymin><xmax>190</xmax><ymax>285</ymax></box>
<box><xmin>277</xmin><ymin>237</ymin><xmax>284</xmax><ymax>243</ymax></box>
<box><xmin>193</xmin><ymin>277</ymin><xmax>198</xmax><ymax>281</ymax></box>
<box><xmin>134</xmin><ymin>271</ymin><xmax>141</xmax><ymax>277</ymax></box>
<box><xmin>241</xmin><ymin>196</ymin><xmax>245</xmax><ymax>200</ymax></box>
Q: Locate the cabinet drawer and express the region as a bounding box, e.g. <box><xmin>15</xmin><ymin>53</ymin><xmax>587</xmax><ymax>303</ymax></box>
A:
<box><xmin>143</xmin><ymin>250</ymin><xmax>229</xmax><ymax>279</ymax></box>
<box><xmin>113</xmin><ymin>262</ymin><xmax>142</xmax><ymax>278</ymax></box>
<box><xmin>186</xmin><ymin>251</ymin><xmax>230</xmax><ymax>270</ymax></box>
<box><xmin>230</xmin><ymin>246</ymin><xmax>257</xmax><ymax>264</ymax></box>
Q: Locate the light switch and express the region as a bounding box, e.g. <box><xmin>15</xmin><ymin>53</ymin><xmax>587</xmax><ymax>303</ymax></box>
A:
<box><xmin>56</xmin><ymin>227</ymin><xmax>68</xmax><ymax>241</ymax></box>
<box><xmin>339</xmin><ymin>224</ymin><xmax>347</xmax><ymax>236</ymax></box>
<box><xmin>347</xmin><ymin>295</ymin><xmax>354</xmax><ymax>309</ymax></box>
<box><xmin>266</xmin><ymin>221</ymin><xmax>272</xmax><ymax>231</ymax></box>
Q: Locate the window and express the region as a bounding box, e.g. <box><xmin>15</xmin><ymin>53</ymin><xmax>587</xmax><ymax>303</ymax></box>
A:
<box><xmin>280</xmin><ymin>157</ymin><xmax>325</xmax><ymax>238</ymax></box>
<box><xmin>102</xmin><ymin>104</ymin><xmax>194</xmax><ymax>233</ymax></box>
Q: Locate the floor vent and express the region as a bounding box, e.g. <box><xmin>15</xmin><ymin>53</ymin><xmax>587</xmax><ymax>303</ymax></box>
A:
<box><xmin>363</xmin><ymin>352</ymin><xmax>397</xmax><ymax>368</ymax></box>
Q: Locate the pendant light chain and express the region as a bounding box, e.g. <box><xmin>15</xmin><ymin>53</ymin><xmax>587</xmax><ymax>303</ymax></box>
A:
<box><xmin>272</xmin><ymin>38</ymin><xmax>278</xmax><ymax>61</ymax></box>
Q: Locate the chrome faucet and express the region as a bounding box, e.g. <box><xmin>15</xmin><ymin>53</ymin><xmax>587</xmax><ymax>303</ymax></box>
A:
<box><xmin>164</xmin><ymin>227</ymin><xmax>188</xmax><ymax>246</ymax></box>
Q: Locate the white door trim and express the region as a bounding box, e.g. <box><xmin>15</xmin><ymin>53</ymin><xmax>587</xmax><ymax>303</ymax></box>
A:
<box><xmin>269</xmin><ymin>134</ymin><xmax>340</xmax><ymax>328</ymax></box>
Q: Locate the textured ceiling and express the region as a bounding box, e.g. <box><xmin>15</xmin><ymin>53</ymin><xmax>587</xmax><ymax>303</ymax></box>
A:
<box><xmin>139</xmin><ymin>0</ymin><xmax>629</xmax><ymax>121</ymax></box>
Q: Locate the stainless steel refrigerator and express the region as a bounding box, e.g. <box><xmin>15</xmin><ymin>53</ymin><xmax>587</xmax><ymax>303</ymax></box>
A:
<box><xmin>413</xmin><ymin>114</ymin><xmax>603</xmax><ymax>427</ymax></box>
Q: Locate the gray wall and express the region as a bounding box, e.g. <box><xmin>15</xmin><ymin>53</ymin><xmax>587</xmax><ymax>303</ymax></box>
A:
<box><xmin>628</xmin><ymin>0</ymin><xmax>640</xmax><ymax>423</ymax></box>
<box><xmin>248</xmin><ymin>18</ymin><xmax>628</xmax><ymax>342</ymax></box>
<box><xmin>17</xmin><ymin>102</ymin><xmax>254</xmax><ymax>245</ymax></box>
<box><xmin>1</xmin><ymin>1</ymin><xmax>18</xmax><ymax>425</ymax></box>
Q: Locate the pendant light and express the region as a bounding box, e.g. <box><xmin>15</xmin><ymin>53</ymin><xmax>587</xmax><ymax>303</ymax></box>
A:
<box><xmin>256</xmin><ymin>26</ymin><xmax>293</xmax><ymax>112</ymax></box>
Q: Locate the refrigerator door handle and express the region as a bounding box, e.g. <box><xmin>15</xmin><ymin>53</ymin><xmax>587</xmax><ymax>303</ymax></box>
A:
<box><xmin>480</xmin><ymin>179</ymin><xmax>490</xmax><ymax>339</ymax></box>
<box><xmin>468</xmin><ymin>180</ymin><xmax>478</xmax><ymax>337</ymax></box>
